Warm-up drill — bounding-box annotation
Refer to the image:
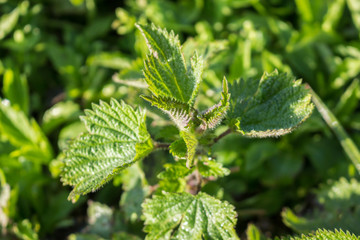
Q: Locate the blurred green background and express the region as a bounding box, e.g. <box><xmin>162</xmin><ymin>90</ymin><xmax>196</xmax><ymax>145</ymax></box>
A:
<box><xmin>1</xmin><ymin>0</ymin><xmax>360</xmax><ymax>239</ymax></box>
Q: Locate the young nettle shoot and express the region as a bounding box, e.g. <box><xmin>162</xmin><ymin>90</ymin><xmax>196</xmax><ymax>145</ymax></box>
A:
<box><xmin>60</xmin><ymin>23</ymin><xmax>313</xmax><ymax>239</ymax></box>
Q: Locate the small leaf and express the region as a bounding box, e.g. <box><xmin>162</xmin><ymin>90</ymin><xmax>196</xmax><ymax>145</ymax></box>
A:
<box><xmin>142</xmin><ymin>192</ymin><xmax>238</xmax><ymax>240</ymax></box>
<box><xmin>246</xmin><ymin>224</ymin><xmax>269</xmax><ymax>240</ymax></box>
<box><xmin>198</xmin><ymin>159</ymin><xmax>230</xmax><ymax>178</ymax></box>
<box><xmin>2</xmin><ymin>69</ymin><xmax>29</xmax><ymax>115</ymax></box>
<box><xmin>136</xmin><ymin>23</ymin><xmax>203</xmax><ymax>105</ymax></box>
<box><xmin>157</xmin><ymin>160</ymin><xmax>193</xmax><ymax>180</ymax></box>
<box><xmin>169</xmin><ymin>139</ymin><xmax>187</xmax><ymax>159</ymax></box>
<box><xmin>142</xmin><ymin>95</ymin><xmax>194</xmax><ymax>130</ymax></box>
<box><xmin>199</xmin><ymin>77</ymin><xmax>230</xmax><ymax>130</ymax></box>
<box><xmin>180</xmin><ymin>131</ymin><xmax>198</xmax><ymax>168</ymax></box>
<box><xmin>157</xmin><ymin>178</ymin><xmax>186</xmax><ymax>194</ymax></box>
<box><xmin>228</xmin><ymin>70</ymin><xmax>314</xmax><ymax>137</ymax></box>
<box><xmin>61</xmin><ymin>99</ymin><xmax>153</xmax><ymax>202</ymax></box>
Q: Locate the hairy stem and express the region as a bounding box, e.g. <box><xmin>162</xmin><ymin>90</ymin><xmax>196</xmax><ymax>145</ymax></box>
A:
<box><xmin>309</xmin><ymin>85</ymin><xmax>360</xmax><ymax>173</ymax></box>
<box><xmin>213</xmin><ymin>128</ymin><xmax>232</xmax><ymax>145</ymax></box>
<box><xmin>154</xmin><ymin>141</ymin><xmax>170</xmax><ymax>149</ymax></box>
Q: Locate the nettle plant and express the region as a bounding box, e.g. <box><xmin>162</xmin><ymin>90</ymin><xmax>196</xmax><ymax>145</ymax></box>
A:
<box><xmin>60</xmin><ymin>23</ymin><xmax>314</xmax><ymax>239</ymax></box>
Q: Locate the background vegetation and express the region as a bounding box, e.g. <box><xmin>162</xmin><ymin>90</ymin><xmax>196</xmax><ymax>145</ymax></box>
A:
<box><xmin>0</xmin><ymin>0</ymin><xmax>360</xmax><ymax>239</ymax></box>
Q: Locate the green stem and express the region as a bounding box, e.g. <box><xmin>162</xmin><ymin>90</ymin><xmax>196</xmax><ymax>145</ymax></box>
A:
<box><xmin>309</xmin><ymin>86</ymin><xmax>360</xmax><ymax>172</ymax></box>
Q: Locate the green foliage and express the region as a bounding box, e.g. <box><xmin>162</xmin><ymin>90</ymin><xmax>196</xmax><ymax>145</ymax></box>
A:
<box><xmin>61</xmin><ymin>99</ymin><xmax>153</xmax><ymax>201</ymax></box>
<box><xmin>157</xmin><ymin>160</ymin><xmax>193</xmax><ymax>180</ymax></box>
<box><xmin>142</xmin><ymin>192</ymin><xmax>238</xmax><ymax>240</ymax></box>
<box><xmin>228</xmin><ymin>71</ymin><xmax>314</xmax><ymax>137</ymax></box>
<box><xmin>12</xmin><ymin>219</ymin><xmax>39</xmax><ymax>240</ymax></box>
<box><xmin>2</xmin><ymin>69</ymin><xmax>29</xmax><ymax>114</ymax></box>
<box><xmin>0</xmin><ymin>99</ymin><xmax>53</xmax><ymax>163</ymax></box>
<box><xmin>2</xmin><ymin>0</ymin><xmax>360</xmax><ymax>239</ymax></box>
<box><xmin>285</xmin><ymin>229</ymin><xmax>360</xmax><ymax>240</ymax></box>
<box><xmin>136</xmin><ymin>23</ymin><xmax>203</xmax><ymax>105</ymax></box>
<box><xmin>282</xmin><ymin>178</ymin><xmax>360</xmax><ymax>234</ymax></box>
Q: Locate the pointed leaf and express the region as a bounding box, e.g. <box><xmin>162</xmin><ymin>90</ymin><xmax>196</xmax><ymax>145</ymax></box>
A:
<box><xmin>228</xmin><ymin>70</ymin><xmax>314</xmax><ymax>137</ymax></box>
<box><xmin>61</xmin><ymin>99</ymin><xmax>153</xmax><ymax>202</ymax></box>
<box><xmin>199</xmin><ymin>77</ymin><xmax>230</xmax><ymax>130</ymax></box>
<box><xmin>136</xmin><ymin>23</ymin><xmax>203</xmax><ymax>105</ymax></box>
<box><xmin>180</xmin><ymin>131</ymin><xmax>198</xmax><ymax>168</ymax></box>
<box><xmin>169</xmin><ymin>139</ymin><xmax>187</xmax><ymax>159</ymax></box>
<box><xmin>142</xmin><ymin>192</ymin><xmax>238</xmax><ymax>240</ymax></box>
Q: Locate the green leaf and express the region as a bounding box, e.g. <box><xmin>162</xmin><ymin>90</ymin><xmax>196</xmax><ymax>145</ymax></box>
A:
<box><xmin>158</xmin><ymin>178</ymin><xmax>186</xmax><ymax>194</ymax></box>
<box><xmin>2</xmin><ymin>69</ymin><xmax>29</xmax><ymax>115</ymax></box>
<box><xmin>0</xmin><ymin>2</ymin><xmax>26</xmax><ymax>40</ymax></box>
<box><xmin>180</xmin><ymin>130</ymin><xmax>198</xmax><ymax>168</ymax></box>
<box><xmin>228</xmin><ymin>70</ymin><xmax>314</xmax><ymax>137</ymax></box>
<box><xmin>322</xmin><ymin>0</ymin><xmax>345</xmax><ymax>32</ymax></box>
<box><xmin>285</xmin><ymin>229</ymin><xmax>360</xmax><ymax>240</ymax></box>
<box><xmin>199</xmin><ymin>77</ymin><xmax>230</xmax><ymax>130</ymax></box>
<box><xmin>61</xmin><ymin>99</ymin><xmax>153</xmax><ymax>202</ymax></box>
<box><xmin>347</xmin><ymin>0</ymin><xmax>360</xmax><ymax>35</ymax></box>
<box><xmin>142</xmin><ymin>192</ymin><xmax>238</xmax><ymax>240</ymax></box>
<box><xmin>42</xmin><ymin>101</ymin><xmax>81</xmax><ymax>134</ymax></box>
<box><xmin>87</xmin><ymin>52</ymin><xmax>132</xmax><ymax>70</ymax></box>
<box><xmin>157</xmin><ymin>160</ymin><xmax>193</xmax><ymax>180</ymax></box>
<box><xmin>0</xmin><ymin>99</ymin><xmax>53</xmax><ymax>163</ymax></box>
<box><xmin>12</xmin><ymin>219</ymin><xmax>39</xmax><ymax>240</ymax></box>
<box><xmin>0</xmin><ymin>99</ymin><xmax>36</xmax><ymax>146</ymax></box>
<box><xmin>282</xmin><ymin>178</ymin><xmax>360</xmax><ymax>234</ymax></box>
<box><xmin>0</xmin><ymin>176</ymin><xmax>10</xmax><ymax>232</ymax></box>
<box><xmin>136</xmin><ymin>23</ymin><xmax>203</xmax><ymax>105</ymax></box>
<box><xmin>87</xmin><ymin>201</ymin><xmax>113</xmax><ymax>237</ymax></box>
<box><xmin>246</xmin><ymin>224</ymin><xmax>269</xmax><ymax>240</ymax></box>
<box><xmin>169</xmin><ymin>139</ymin><xmax>188</xmax><ymax>159</ymax></box>
<box><xmin>120</xmin><ymin>163</ymin><xmax>149</xmax><ymax>222</ymax></box>
<box><xmin>142</xmin><ymin>95</ymin><xmax>194</xmax><ymax>130</ymax></box>
<box><xmin>198</xmin><ymin>159</ymin><xmax>230</xmax><ymax>178</ymax></box>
